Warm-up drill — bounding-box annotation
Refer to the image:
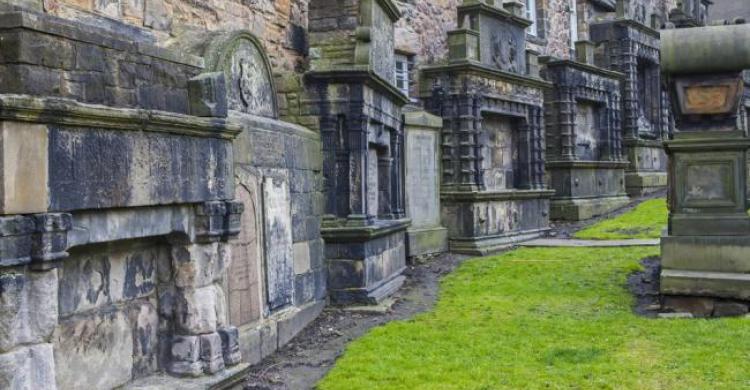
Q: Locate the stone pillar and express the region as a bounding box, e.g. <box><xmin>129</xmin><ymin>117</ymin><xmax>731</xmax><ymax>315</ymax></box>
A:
<box><xmin>165</xmin><ymin>202</ymin><xmax>243</xmax><ymax>377</ymax></box>
<box><xmin>558</xmin><ymin>86</ymin><xmax>577</xmax><ymax>160</ymax></box>
<box><xmin>660</xmin><ymin>24</ymin><xmax>750</xmax><ymax>300</ymax></box>
<box><xmin>347</xmin><ymin>104</ymin><xmax>372</xmax><ymax>225</ymax></box>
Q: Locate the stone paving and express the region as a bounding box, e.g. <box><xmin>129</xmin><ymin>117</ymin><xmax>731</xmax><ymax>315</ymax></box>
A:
<box><xmin>520</xmin><ymin>238</ymin><xmax>660</xmax><ymax>247</ymax></box>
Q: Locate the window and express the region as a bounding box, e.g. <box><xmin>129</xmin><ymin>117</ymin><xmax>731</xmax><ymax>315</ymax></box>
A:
<box><xmin>569</xmin><ymin>0</ymin><xmax>578</xmax><ymax>47</ymax></box>
<box><xmin>395</xmin><ymin>54</ymin><xmax>410</xmax><ymax>98</ymax></box>
<box><xmin>526</xmin><ymin>0</ymin><xmax>537</xmax><ymax>36</ymax></box>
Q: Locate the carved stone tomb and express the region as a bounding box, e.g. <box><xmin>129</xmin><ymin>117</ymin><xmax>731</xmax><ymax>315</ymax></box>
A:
<box><xmin>421</xmin><ymin>0</ymin><xmax>554</xmax><ymax>255</ymax></box>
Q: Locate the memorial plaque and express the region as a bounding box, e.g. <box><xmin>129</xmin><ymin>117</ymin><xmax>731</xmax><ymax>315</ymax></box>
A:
<box><xmin>483</xmin><ymin>116</ymin><xmax>516</xmax><ymax>191</ymax></box>
<box><xmin>369</xmin><ymin>2</ymin><xmax>396</xmax><ymax>85</ymax></box>
<box><xmin>227</xmin><ymin>177</ymin><xmax>262</xmax><ymax>326</ymax></box>
<box><xmin>684</xmin><ymin>163</ymin><xmax>732</xmax><ymax>203</ymax></box>
<box><xmin>207</xmin><ymin>33</ymin><xmax>277</xmax><ymax>118</ymax></box>
<box><xmin>575</xmin><ymin>103</ymin><xmax>600</xmax><ymax>160</ymax></box>
<box><xmin>48</xmin><ymin>127</ymin><xmax>232</xmax><ymax>211</ymax></box>
<box><xmin>406</xmin><ymin>130</ymin><xmax>439</xmax><ymax>227</ymax></box>
<box><xmin>262</xmin><ymin>177</ymin><xmax>294</xmax><ymax>310</ymax></box>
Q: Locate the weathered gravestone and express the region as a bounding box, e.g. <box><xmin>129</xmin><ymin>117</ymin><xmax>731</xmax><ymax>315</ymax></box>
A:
<box><xmin>404</xmin><ymin>109</ymin><xmax>449</xmax><ymax>260</ymax></box>
<box><xmin>660</xmin><ymin>23</ymin><xmax>750</xmax><ymax>300</ymax></box>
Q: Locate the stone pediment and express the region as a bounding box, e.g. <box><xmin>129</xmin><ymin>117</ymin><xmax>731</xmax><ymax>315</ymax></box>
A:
<box><xmin>202</xmin><ymin>31</ymin><xmax>278</xmax><ymax>119</ymax></box>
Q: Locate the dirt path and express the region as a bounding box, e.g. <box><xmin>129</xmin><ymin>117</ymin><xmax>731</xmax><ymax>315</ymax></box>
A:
<box><xmin>243</xmin><ymin>252</ymin><xmax>468</xmax><ymax>389</ymax></box>
<box><xmin>243</xmin><ymin>192</ymin><xmax>665</xmax><ymax>389</ymax></box>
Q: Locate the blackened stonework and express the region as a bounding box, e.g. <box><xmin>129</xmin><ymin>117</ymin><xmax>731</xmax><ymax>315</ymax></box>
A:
<box><xmin>48</xmin><ymin>127</ymin><xmax>234</xmax><ymax>212</ymax></box>
<box><xmin>590</xmin><ymin>18</ymin><xmax>669</xmax><ymax>196</ymax></box>
<box><xmin>0</xmin><ymin>10</ymin><xmax>203</xmax><ymax>114</ymax></box>
<box><xmin>0</xmin><ymin>8</ymin><xmax>247</xmax><ymax>389</ymax></box>
<box><xmin>541</xmin><ymin>59</ymin><xmax>630</xmax><ymax>220</ymax></box>
<box><xmin>307</xmin><ymin>0</ymin><xmax>410</xmax><ymax>305</ymax></box>
<box><xmin>421</xmin><ymin>0</ymin><xmax>553</xmax><ymax>255</ymax></box>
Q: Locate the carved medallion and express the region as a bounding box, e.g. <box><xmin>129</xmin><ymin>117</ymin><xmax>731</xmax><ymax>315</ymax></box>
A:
<box><xmin>204</xmin><ymin>31</ymin><xmax>278</xmax><ymax>118</ymax></box>
<box><xmin>491</xmin><ymin>29</ymin><xmax>518</xmax><ymax>73</ymax></box>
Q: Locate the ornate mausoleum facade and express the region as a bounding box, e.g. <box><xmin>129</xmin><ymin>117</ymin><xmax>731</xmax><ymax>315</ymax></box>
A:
<box><xmin>421</xmin><ymin>1</ymin><xmax>554</xmax><ymax>255</ymax></box>
<box><xmin>0</xmin><ymin>0</ymin><xmax>718</xmax><ymax>388</ymax></box>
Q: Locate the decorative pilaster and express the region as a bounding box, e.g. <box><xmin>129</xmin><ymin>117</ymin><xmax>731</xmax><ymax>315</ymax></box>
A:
<box><xmin>558</xmin><ymin>86</ymin><xmax>577</xmax><ymax>160</ymax></box>
<box><xmin>529</xmin><ymin>106</ymin><xmax>546</xmax><ymax>189</ymax></box>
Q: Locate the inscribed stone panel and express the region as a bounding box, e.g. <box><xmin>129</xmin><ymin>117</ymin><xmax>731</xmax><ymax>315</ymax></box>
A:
<box><xmin>227</xmin><ymin>176</ymin><xmax>263</xmax><ymax>326</ymax></box>
<box><xmin>262</xmin><ymin>177</ymin><xmax>294</xmax><ymax>311</ymax></box>
<box><xmin>406</xmin><ymin>129</ymin><xmax>439</xmax><ymax>227</ymax></box>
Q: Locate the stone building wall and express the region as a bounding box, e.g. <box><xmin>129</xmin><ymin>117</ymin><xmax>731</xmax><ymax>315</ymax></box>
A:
<box><xmin>42</xmin><ymin>0</ymin><xmax>310</xmax><ymax>73</ymax></box>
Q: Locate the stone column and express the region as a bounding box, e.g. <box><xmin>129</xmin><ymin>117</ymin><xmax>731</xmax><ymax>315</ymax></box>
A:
<box><xmin>529</xmin><ymin>106</ymin><xmax>546</xmax><ymax>189</ymax></box>
<box><xmin>389</xmin><ymin>129</ymin><xmax>405</xmax><ymax>219</ymax></box>
<box><xmin>0</xmin><ymin>212</ymin><xmax>72</xmax><ymax>389</ymax></box>
<box><xmin>164</xmin><ymin>202</ymin><xmax>242</xmax><ymax>377</ymax></box>
<box><xmin>558</xmin><ymin>86</ymin><xmax>577</xmax><ymax>160</ymax></box>
<box><xmin>346</xmin><ymin>102</ymin><xmax>372</xmax><ymax>225</ymax></box>
<box><xmin>620</xmin><ymin>42</ymin><xmax>639</xmax><ymax>140</ymax></box>
<box><xmin>321</xmin><ymin>114</ymin><xmax>342</xmax><ymax>217</ymax></box>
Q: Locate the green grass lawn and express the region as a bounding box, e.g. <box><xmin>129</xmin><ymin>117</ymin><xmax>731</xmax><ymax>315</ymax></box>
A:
<box><xmin>318</xmin><ymin>247</ymin><xmax>750</xmax><ymax>390</ymax></box>
<box><xmin>574</xmin><ymin>198</ymin><xmax>668</xmax><ymax>240</ymax></box>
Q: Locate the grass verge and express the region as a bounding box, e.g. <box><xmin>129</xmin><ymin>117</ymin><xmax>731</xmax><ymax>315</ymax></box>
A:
<box><xmin>318</xmin><ymin>247</ymin><xmax>750</xmax><ymax>390</ymax></box>
<box><xmin>574</xmin><ymin>198</ymin><xmax>667</xmax><ymax>240</ymax></box>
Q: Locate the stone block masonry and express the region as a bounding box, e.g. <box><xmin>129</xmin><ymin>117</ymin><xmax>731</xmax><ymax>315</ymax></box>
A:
<box><xmin>0</xmin><ymin>6</ymin><xmax>249</xmax><ymax>388</ymax></box>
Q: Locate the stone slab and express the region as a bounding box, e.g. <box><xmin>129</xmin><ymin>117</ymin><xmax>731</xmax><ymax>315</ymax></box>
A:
<box><xmin>450</xmin><ymin>229</ymin><xmax>549</xmax><ymax>255</ymax></box>
<box><xmin>520</xmin><ymin>238</ymin><xmax>661</xmax><ymax>247</ymax></box>
<box><xmin>0</xmin><ymin>122</ymin><xmax>48</xmax><ymax>215</ymax></box>
<box><xmin>405</xmin><ymin>127</ymin><xmax>441</xmax><ymax>228</ymax></box>
<box><xmin>550</xmin><ymin>196</ymin><xmax>631</xmax><ymax>221</ymax></box>
<box><xmin>48</xmin><ymin>126</ymin><xmax>233</xmax><ymax>211</ymax></box>
<box><xmin>277</xmin><ymin>300</ymin><xmax>326</xmax><ymax>347</ymax></box>
<box><xmin>54</xmin><ymin>309</ymin><xmax>134</xmax><ymax>389</ymax></box>
<box><xmin>262</xmin><ymin>176</ymin><xmax>294</xmax><ymax>311</ymax></box>
<box><xmin>625</xmin><ymin>171</ymin><xmax>668</xmax><ymax>197</ymax></box>
<box><xmin>0</xmin><ymin>343</ymin><xmax>55</xmax><ymax>390</ymax></box>
<box><xmin>125</xmin><ymin>362</ymin><xmax>251</xmax><ymax>390</ymax></box>
<box><xmin>406</xmin><ymin>226</ymin><xmax>449</xmax><ymax>259</ymax></box>
<box><xmin>661</xmin><ymin>269</ymin><xmax>750</xmax><ymax>301</ymax></box>
<box><xmin>0</xmin><ymin>270</ymin><xmax>58</xmax><ymax>352</ymax></box>
<box><xmin>661</xmin><ymin>235</ymin><xmax>750</xmax><ymax>273</ymax></box>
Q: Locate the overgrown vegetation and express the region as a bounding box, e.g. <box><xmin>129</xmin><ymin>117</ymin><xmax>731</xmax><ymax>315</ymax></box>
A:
<box><xmin>318</xmin><ymin>247</ymin><xmax>750</xmax><ymax>389</ymax></box>
<box><xmin>575</xmin><ymin>198</ymin><xmax>668</xmax><ymax>240</ymax></box>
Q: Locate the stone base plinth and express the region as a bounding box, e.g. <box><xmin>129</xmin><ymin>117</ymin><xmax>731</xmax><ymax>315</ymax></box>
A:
<box><xmin>126</xmin><ymin>362</ymin><xmax>251</xmax><ymax>390</ymax></box>
<box><xmin>623</xmin><ymin>139</ymin><xmax>668</xmax><ymax>197</ymax></box>
<box><xmin>323</xmin><ymin>220</ymin><xmax>409</xmax><ymax>305</ymax></box>
<box><xmin>551</xmin><ymin>196</ymin><xmax>631</xmax><ymax>221</ymax></box>
<box><xmin>625</xmin><ymin>171</ymin><xmax>667</xmax><ymax>197</ymax></box>
<box><xmin>547</xmin><ymin>161</ymin><xmax>629</xmax><ymax>221</ymax></box>
<box><xmin>441</xmin><ymin>190</ymin><xmax>554</xmax><ymax>255</ymax></box>
<box><xmin>661</xmin><ymin>235</ymin><xmax>750</xmax><ymax>300</ymax></box>
<box><xmin>406</xmin><ymin>226</ymin><xmax>448</xmax><ymax>260</ymax></box>
<box><xmin>449</xmin><ymin>229</ymin><xmax>549</xmax><ymax>255</ymax></box>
